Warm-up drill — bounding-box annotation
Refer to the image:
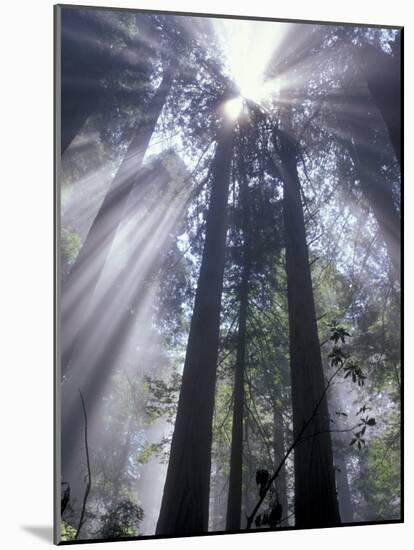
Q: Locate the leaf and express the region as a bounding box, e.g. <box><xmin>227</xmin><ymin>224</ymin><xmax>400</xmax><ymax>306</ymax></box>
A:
<box><xmin>269</xmin><ymin>502</ymin><xmax>283</xmax><ymax>528</ymax></box>
<box><xmin>356</xmin><ymin>405</ymin><xmax>367</xmax><ymax>416</ymax></box>
<box><xmin>256</xmin><ymin>469</ymin><xmax>269</xmax><ymax>487</ymax></box>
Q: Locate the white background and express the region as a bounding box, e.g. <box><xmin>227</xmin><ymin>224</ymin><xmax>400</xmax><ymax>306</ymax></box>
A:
<box><xmin>0</xmin><ymin>0</ymin><xmax>411</xmax><ymax>548</ymax></box>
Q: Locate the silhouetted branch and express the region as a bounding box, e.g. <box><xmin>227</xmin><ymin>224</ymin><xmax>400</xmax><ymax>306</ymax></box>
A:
<box><xmin>75</xmin><ymin>390</ymin><xmax>92</xmax><ymax>540</ymax></box>
<box><xmin>245</xmin><ymin>364</ymin><xmax>343</xmax><ymax>529</ymax></box>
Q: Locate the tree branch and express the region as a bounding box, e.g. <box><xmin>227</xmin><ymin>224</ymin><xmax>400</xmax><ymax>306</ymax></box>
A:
<box><xmin>75</xmin><ymin>390</ymin><xmax>92</xmax><ymax>540</ymax></box>
<box><xmin>245</xmin><ymin>364</ymin><xmax>343</xmax><ymax>529</ymax></box>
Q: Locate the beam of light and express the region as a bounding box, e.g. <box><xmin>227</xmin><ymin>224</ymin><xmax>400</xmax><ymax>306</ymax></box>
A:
<box><xmin>61</xmin><ymin>172</ymin><xmax>191</xmax><ymax>496</ymax></box>
<box><xmin>213</xmin><ymin>19</ymin><xmax>288</xmax><ymax>106</ymax></box>
<box><xmin>62</xmin><ymin>173</ymin><xmax>191</xmax><ymax>385</ymax></box>
<box><xmin>62</xmin><ymin>172</ymin><xmax>189</xmax><ymax>365</ymax></box>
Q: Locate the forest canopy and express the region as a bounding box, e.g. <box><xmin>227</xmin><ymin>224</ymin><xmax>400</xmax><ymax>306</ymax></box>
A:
<box><xmin>56</xmin><ymin>5</ymin><xmax>402</xmax><ymax>543</ymax></box>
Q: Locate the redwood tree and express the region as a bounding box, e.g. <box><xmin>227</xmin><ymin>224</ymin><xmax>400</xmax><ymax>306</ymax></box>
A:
<box><xmin>273</xmin><ymin>125</ymin><xmax>340</xmax><ymax>528</ymax></box>
<box><xmin>226</xmin><ymin>150</ymin><xmax>251</xmax><ymax>531</ymax></box>
<box><xmin>156</xmin><ymin>108</ymin><xmax>236</xmax><ymax>536</ymax></box>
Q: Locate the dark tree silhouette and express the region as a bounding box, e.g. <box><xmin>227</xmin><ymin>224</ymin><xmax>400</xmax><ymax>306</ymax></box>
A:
<box><xmin>272</xmin><ymin>124</ymin><xmax>340</xmax><ymax>527</ymax></box>
<box><xmin>156</xmin><ymin>107</ymin><xmax>236</xmax><ymax>535</ymax></box>
<box><xmin>226</xmin><ymin>148</ymin><xmax>251</xmax><ymax>531</ymax></box>
<box><xmin>358</xmin><ymin>39</ymin><xmax>401</xmax><ymax>166</ymax></box>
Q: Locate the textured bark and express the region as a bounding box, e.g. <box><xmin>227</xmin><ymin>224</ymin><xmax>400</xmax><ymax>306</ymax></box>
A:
<box><xmin>156</xmin><ymin>118</ymin><xmax>235</xmax><ymax>536</ymax></box>
<box><xmin>61</xmin><ymin>70</ymin><xmax>173</xmax><ymax>373</ymax></box>
<box><xmin>243</xmin><ymin>417</ymin><xmax>254</xmax><ymax>520</ymax></box>
<box><xmin>276</xmin><ymin>128</ymin><xmax>340</xmax><ymax>527</ymax></box>
<box><xmin>336</xmin><ymin>453</ymin><xmax>354</xmax><ymax>523</ymax></box>
<box><xmin>226</xmin><ymin>159</ymin><xmax>251</xmax><ymax>531</ymax></box>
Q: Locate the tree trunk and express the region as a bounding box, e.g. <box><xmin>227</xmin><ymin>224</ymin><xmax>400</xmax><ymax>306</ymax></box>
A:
<box><xmin>336</xmin><ymin>453</ymin><xmax>353</xmax><ymax>523</ymax></box>
<box><xmin>358</xmin><ymin>40</ymin><xmax>401</xmax><ymax>167</ymax></box>
<box><xmin>61</xmin><ymin>90</ymin><xmax>98</xmax><ymax>155</ymax></box>
<box><xmin>59</xmin><ymin>8</ymin><xmax>105</xmax><ymax>154</ymax></box>
<box><xmin>275</xmin><ymin>128</ymin><xmax>340</xmax><ymax>528</ymax></box>
<box><xmin>61</xmin><ymin>69</ymin><xmax>173</xmax><ymax>372</ymax></box>
<box><xmin>272</xmin><ymin>396</ymin><xmax>288</xmax><ymax>522</ymax></box>
<box><xmin>156</xmin><ymin>116</ymin><xmax>235</xmax><ymax>536</ymax></box>
<box><xmin>350</xmin><ymin>138</ymin><xmax>400</xmax><ymax>279</ymax></box>
<box><xmin>226</xmin><ymin>156</ymin><xmax>251</xmax><ymax>531</ymax></box>
<box><xmin>243</xmin><ymin>415</ymin><xmax>254</xmax><ymax>521</ymax></box>
<box><xmin>59</xmin><ymin>8</ymin><xmax>156</xmax><ymax>155</ymax></box>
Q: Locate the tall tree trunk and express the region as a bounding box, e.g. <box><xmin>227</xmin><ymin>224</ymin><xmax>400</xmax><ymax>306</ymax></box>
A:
<box><xmin>336</xmin><ymin>453</ymin><xmax>353</xmax><ymax>523</ymax></box>
<box><xmin>243</xmin><ymin>415</ymin><xmax>254</xmax><ymax>521</ymax></box>
<box><xmin>335</xmin><ymin>84</ymin><xmax>401</xmax><ymax>279</ymax></box>
<box><xmin>59</xmin><ymin>8</ymin><xmax>156</xmax><ymax>155</ymax></box>
<box><xmin>61</xmin><ymin>90</ymin><xmax>98</xmax><ymax>155</ymax></box>
<box><xmin>350</xmin><ymin>137</ymin><xmax>400</xmax><ymax>279</ymax></box>
<box><xmin>156</xmin><ymin>115</ymin><xmax>235</xmax><ymax>536</ymax></box>
<box><xmin>59</xmin><ymin>8</ymin><xmax>105</xmax><ymax>155</ymax></box>
<box><xmin>274</xmin><ymin>127</ymin><xmax>340</xmax><ymax>528</ymax></box>
<box><xmin>357</xmin><ymin>39</ymin><xmax>402</xmax><ymax>167</ymax></box>
<box><xmin>272</xmin><ymin>396</ymin><xmax>288</xmax><ymax>522</ymax></box>
<box><xmin>226</xmin><ymin>155</ymin><xmax>251</xmax><ymax>531</ymax></box>
<box><xmin>61</xmin><ymin>69</ymin><xmax>174</xmax><ymax>372</ymax></box>
<box><xmin>266</xmin><ymin>348</ymin><xmax>290</xmax><ymax>523</ymax></box>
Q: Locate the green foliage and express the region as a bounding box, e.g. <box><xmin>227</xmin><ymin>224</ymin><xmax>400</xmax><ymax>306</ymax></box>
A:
<box><xmin>60</xmin><ymin>520</ymin><xmax>77</xmax><ymax>541</ymax></box>
<box><xmin>326</xmin><ymin>323</ymin><xmax>376</xmax><ymax>451</ymax></box>
<box><xmin>350</xmin><ymin>430</ymin><xmax>366</xmax><ymax>450</ymax></box>
<box><xmin>144</xmin><ymin>371</ymin><xmax>181</xmax><ymax>424</ymax></box>
<box><xmin>363</xmin><ymin>433</ymin><xmax>401</xmax><ymax>519</ymax></box>
<box><xmin>100</xmin><ymin>499</ymin><xmax>144</xmax><ymax>539</ymax></box>
<box><xmin>328</xmin><ymin>345</ymin><xmax>348</xmax><ymax>367</ymax></box>
<box><xmin>136</xmin><ymin>442</ymin><xmax>161</xmax><ymax>465</ymax></box>
<box><xmin>343</xmin><ymin>360</ymin><xmax>366</xmax><ymax>386</ymax></box>
<box><xmin>61</xmin><ymin>228</ymin><xmax>81</xmax><ymax>265</ymax></box>
<box><xmin>329</xmin><ymin>321</ymin><xmax>351</xmax><ymax>344</ymax></box>
<box><xmin>253</xmin><ymin>469</ymin><xmax>284</xmax><ymax>529</ymax></box>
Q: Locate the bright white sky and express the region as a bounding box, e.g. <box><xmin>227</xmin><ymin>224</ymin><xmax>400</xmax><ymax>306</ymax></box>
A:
<box><xmin>213</xmin><ymin>18</ymin><xmax>288</xmax><ymax>105</ymax></box>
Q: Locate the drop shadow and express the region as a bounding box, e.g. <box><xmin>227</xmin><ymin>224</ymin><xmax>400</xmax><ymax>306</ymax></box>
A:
<box><xmin>21</xmin><ymin>525</ymin><xmax>53</xmax><ymax>543</ymax></box>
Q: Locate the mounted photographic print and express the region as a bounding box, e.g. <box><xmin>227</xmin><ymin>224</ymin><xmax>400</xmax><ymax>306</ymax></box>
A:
<box><xmin>54</xmin><ymin>4</ymin><xmax>403</xmax><ymax>544</ymax></box>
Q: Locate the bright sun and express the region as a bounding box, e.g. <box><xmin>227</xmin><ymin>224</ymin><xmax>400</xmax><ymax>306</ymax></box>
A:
<box><xmin>224</xmin><ymin>96</ymin><xmax>244</xmax><ymax>120</ymax></box>
<box><xmin>214</xmin><ymin>19</ymin><xmax>287</xmax><ymax>117</ymax></box>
